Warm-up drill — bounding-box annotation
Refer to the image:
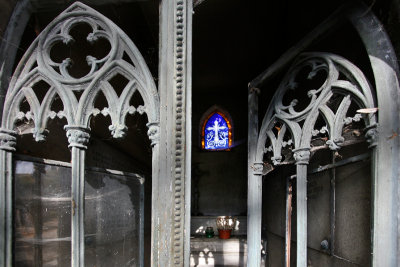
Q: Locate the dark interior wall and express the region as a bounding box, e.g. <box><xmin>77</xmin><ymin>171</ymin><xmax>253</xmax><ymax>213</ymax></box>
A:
<box><xmin>191</xmin><ymin>89</ymin><xmax>248</xmax><ymax>216</ymax></box>
<box><xmin>190</xmin><ymin>0</ymin><xmax>359</xmax><ymax>217</ymax></box>
<box><xmin>263</xmin><ymin>144</ymin><xmax>371</xmax><ymax>267</ymax></box>
<box><xmin>0</xmin><ymin>0</ymin><xmax>17</xmax><ymax>38</ymax></box>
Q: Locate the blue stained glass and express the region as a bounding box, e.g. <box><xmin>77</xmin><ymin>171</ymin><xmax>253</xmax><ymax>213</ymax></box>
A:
<box><xmin>204</xmin><ymin>113</ymin><xmax>230</xmax><ymax>150</ymax></box>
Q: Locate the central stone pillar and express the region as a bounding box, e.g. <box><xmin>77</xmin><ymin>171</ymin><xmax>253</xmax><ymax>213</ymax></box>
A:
<box><xmin>156</xmin><ymin>0</ymin><xmax>192</xmax><ymax>266</ymax></box>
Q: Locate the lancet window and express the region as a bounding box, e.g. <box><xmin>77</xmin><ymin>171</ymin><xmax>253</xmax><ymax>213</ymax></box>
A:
<box><xmin>201</xmin><ymin>108</ymin><xmax>232</xmax><ymax>151</ymax></box>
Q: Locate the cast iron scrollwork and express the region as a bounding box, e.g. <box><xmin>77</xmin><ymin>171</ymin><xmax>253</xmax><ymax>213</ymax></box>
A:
<box><xmin>0</xmin><ymin>2</ymin><xmax>159</xmax><ymax>146</ymax></box>
<box><xmin>0</xmin><ymin>128</ymin><xmax>17</xmax><ymax>152</ymax></box>
<box><xmin>256</xmin><ymin>53</ymin><xmax>377</xmax><ymax>166</ymax></box>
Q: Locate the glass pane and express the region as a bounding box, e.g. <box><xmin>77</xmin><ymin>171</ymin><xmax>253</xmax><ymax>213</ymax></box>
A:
<box><xmin>14</xmin><ymin>160</ymin><xmax>71</xmax><ymax>267</ymax></box>
<box><xmin>204</xmin><ymin>113</ymin><xmax>230</xmax><ymax>150</ymax></box>
<box><xmin>85</xmin><ymin>169</ymin><xmax>144</xmax><ymax>267</ymax></box>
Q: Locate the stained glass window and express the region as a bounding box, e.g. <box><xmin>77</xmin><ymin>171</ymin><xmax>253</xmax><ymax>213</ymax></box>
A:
<box><xmin>202</xmin><ymin>112</ymin><xmax>232</xmax><ymax>150</ymax></box>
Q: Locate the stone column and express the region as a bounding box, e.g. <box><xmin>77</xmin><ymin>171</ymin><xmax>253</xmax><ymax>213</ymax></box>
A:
<box><xmin>247</xmin><ymin>88</ymin><xmax>261</xmax><ymax>267</ymax></box>
<box><xmin>65</xmin><ymin>126</ymin><xmax>90</xmax><ymax>267</ymax></box>
<box><xmin>248</xmin><ymin>162</ymin><xmax>263</xmax><ymax>267</ymax></box>
<box><xmin>0</xmin><ymin>128</ymin><xmax>16</xmax><ymax>267</ymax></box>
<box><xmin>157</xmin><ymin>0</ymin><xmax>192</xmax><ymax>266</ymax></box>
<box><xmin>293</xmin><ymin>147</ymin><xmax>310</xmax><ymax>267</ymax></box>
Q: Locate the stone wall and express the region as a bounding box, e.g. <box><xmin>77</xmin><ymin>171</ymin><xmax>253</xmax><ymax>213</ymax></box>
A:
<box><xmin>0</xmin><ymin>0</ymin><xmax>17</xmax><ymax>38</ymax></box>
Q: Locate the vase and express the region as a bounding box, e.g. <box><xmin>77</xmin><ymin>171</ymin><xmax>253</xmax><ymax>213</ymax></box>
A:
<box><xmin>205</xmin><ymin>227</ymin><xmax>214</xmax><ymax>238</ymax></box>
<box><xmin>218</xmin><ymin>229</ymin><xmax>232</xmax><ymax>239</ymax></box>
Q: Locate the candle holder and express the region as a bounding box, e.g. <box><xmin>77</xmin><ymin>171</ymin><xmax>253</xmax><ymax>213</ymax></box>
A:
<box><xmin>205</xmin><ymin>226</ymin><xmax>214</xmax><ymax>238</ymax></box>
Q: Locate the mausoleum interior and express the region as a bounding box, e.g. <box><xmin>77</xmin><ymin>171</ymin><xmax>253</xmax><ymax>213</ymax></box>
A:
<box><xmin>0</xmin><ymin>0</ymin><xmax>399</xmax><ymax>266</ymax></box>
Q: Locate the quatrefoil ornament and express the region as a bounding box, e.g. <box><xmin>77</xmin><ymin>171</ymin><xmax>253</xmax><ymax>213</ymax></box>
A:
<box><xmin>39</xmin><ymin>18</ymin><xmax>116</xmax><ymax>84</ymax></box>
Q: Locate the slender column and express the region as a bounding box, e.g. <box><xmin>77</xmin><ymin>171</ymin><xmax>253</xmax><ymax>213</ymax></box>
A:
<box><xmin>248</xmin><ymin>163</ymin><xmax>263</xmax><ymax>267</ymax></box>
<box><xmin>0</xmin><ymin>129</ymin><xmax>16</xmax><ymax>267</ymax></box>
<box><xmin>146</xmin><ymin>122</ymin><xmax>161</xmax><ymax>266</ymax></box>
<box><xmin>65</xmin><ymin>126</ymin><xmax>90</xmax><ymax>267</ymax></box>
<box><xmin>293</xmin><ymin>147</ymin><xmax>310</xmax><ymax>267</ymax></box>
<box><xmin>247</xmin><ymin>89</ymin><xmax>261</xmax><ymax>267</ymax></box>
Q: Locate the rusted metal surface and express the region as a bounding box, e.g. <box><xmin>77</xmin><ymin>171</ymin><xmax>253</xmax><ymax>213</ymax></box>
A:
<box><xmin>285</xmin><ymin>177</ymin><xmax>293</xmax><ymax>267</ymax></box>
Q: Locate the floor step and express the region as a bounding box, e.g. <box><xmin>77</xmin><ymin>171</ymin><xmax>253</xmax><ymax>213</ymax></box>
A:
<box><xmin>190</xmin><ymin>236</ymin><xmax>247</xmax><ymax>267</ymax></box>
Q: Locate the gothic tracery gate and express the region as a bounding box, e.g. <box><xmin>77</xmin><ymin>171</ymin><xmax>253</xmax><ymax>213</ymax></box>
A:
<box><xmin>247</xmin><ymin>4</ymin><xmax>400</xmax><ymax>267</ymax></box>
<box><xmin>250</xmin><ymin>52</ymin><xmax>377</xmax><ymax>266</ymax></box>
<box><xmin>0</xmin><ymin>2</ymin><xmax>160</xmax><ymax>266</ymax></box>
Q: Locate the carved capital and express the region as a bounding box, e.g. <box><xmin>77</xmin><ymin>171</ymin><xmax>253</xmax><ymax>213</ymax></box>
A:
<box><xmin>109</xmin><ymin>124</ymin><xmax>127</xmax><ymax>139</ymax></box>
<box><xmin>293</xmin><ymin>147</ymin><xmax>311</xmax><ymax>165</ymax></box>
<box><xmin>252</xmin><ymin>162</ymin><xmax>264</xmax><ymax>176</ymax></box>
<box><xmin>33</xmin><ymin>128</ymin><xmax>49</xmax><ymax>142</ymax></box>
<box><xmin>64</xmin><ymin>126</ymin><xmax>90</xmax><ymax>149</ymax></box>
<box><xmin>271</xmin><ymin>156</ymin><xmax>282</xmax><ymax>165</ymax></box>
<box><xmin>146</xmin><ymin>122</ymin><xmax>159</xmax><ymax>147</ymax></box>
<box><xmin>0</xmin><ymin>128</ymin><xmax>17</xmax><ymax>152</ymax></box>
<box><xmin>326</xmin><ymin>137</ymin><xmax>344</xmax><ymax>151</ymax></box>
<box><xmin>365</xmin><ymin>124</ymin><xmax>378</xmax><ymax>148</ymax></box>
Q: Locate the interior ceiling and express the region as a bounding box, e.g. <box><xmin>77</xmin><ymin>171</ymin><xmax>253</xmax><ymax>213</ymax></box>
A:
<box><xmin>191</xmin><ymin>0</ymin><xmax>353</xmax><ymax>93</ymax></box>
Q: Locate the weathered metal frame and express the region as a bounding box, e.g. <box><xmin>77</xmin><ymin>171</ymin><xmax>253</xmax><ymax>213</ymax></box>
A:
<box><xmin>157</xmin><ymin>0</ymin><xmax>192</xmax><ymax>266</ymax></box>
<box><xmin>0</xmin><ymin>2</ymin><xmax>161</xmax><ymax>266</ymax></box>
<box><xmin>13</xmin><ymin>153</ymin><xmax>147</xmax><ymax>266</ymax></box>
<box><xmin>247</xmin><ymin>3</ymin><xmax>400</xmax><ymax>267</ymax></box>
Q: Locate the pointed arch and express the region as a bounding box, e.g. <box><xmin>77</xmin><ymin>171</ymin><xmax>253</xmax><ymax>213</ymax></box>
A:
<box><xmin>200</xmin><ymin>105</ymin><xmax>233</xmax><ymax>150</ymax></box>
<box><xmin>257</xmin><ymin>53</ymin><xmax>377</xmax><ymax>163</ymax></box>
<box><xmin>0</xmin><ymin>2</ymin><xmax>161</xmax><ymax>267</ymax></box>
<box><xmin>1</xmin><ymin>1</ymin><xmax>159</xmax><ymax>141</ymax></box>
<box><xmin>251</xmin><ymin>52</ymin><xmax>378</xmax><ymax>267</ymax></box>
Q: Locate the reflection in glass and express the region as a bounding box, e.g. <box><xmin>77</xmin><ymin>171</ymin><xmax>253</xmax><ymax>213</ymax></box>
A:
<box><xmin>14</xmin><ymin>159</ymin><xmax>144</xmax><ymax>267</ymax></box>
<box><xmin>85</xmin><ymin>169</ymin><xmax>144</xmax><ymax>267</ymax></box>
<box><xmin>14</xmin><ymin>160</ymin><xmax>71</xmax><ymax>267</ymax></box>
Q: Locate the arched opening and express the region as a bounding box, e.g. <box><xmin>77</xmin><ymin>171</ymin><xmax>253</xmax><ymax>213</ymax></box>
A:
<box><xmin>200</xmin><ymin>107</ymin><xmax>233</xmax><ymax>151</ymax></box>
<box><xmin>0</xmin><ymin>2</ymin><xmax>159</xmax><ymax>266</ymax></box>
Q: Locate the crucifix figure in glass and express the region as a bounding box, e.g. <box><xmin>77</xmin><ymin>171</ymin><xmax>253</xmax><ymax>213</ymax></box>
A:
<box><xmin>202</xmin><ymin>112</ymin><xmax>232</xmax><ymax>150</ymax></box>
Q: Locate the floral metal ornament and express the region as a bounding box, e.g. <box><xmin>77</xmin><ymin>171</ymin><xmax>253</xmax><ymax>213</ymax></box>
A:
<box><xmin>257</xmin><ymin>53</ymin><xmax>377</xmax><ymax>165</ymax></box>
